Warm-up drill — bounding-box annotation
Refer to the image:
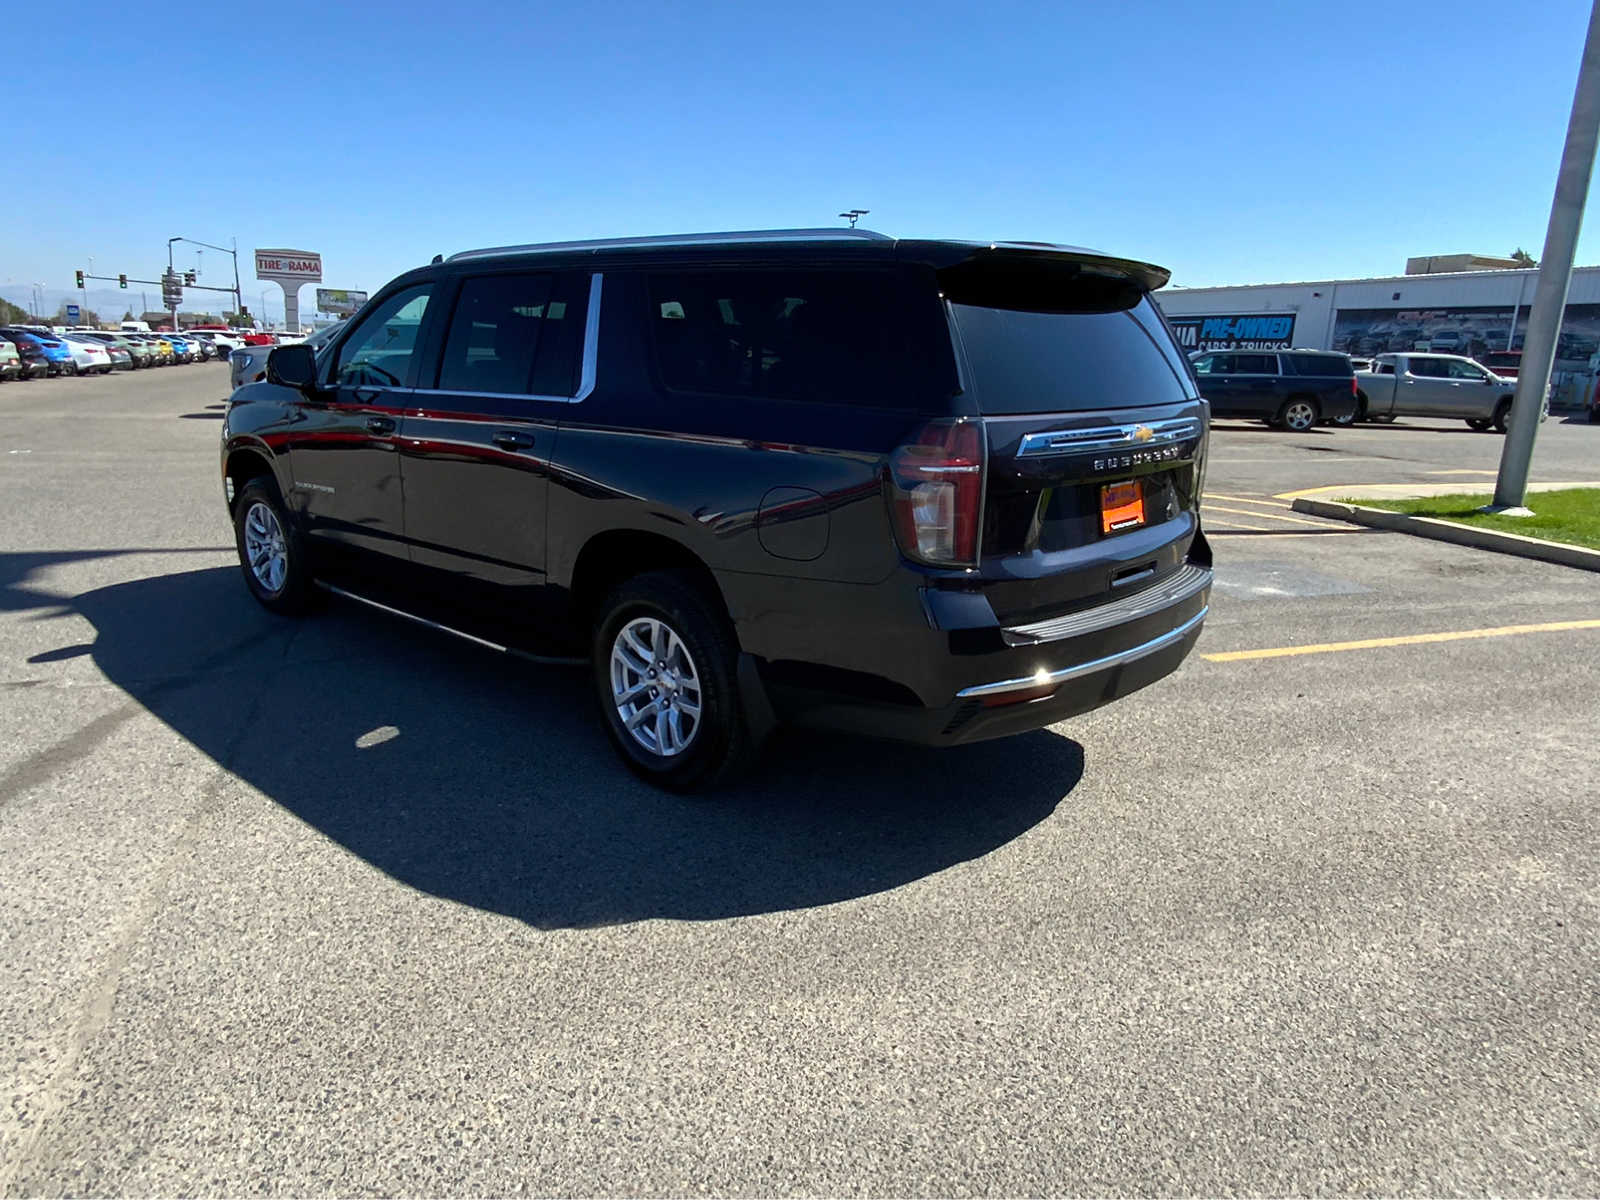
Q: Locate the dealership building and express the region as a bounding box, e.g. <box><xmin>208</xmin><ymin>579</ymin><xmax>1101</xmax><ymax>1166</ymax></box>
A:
<box><xmin>1155</xmin><ymin>260</ymin><xmax>1600</xmax><ymax>398</ymax></box>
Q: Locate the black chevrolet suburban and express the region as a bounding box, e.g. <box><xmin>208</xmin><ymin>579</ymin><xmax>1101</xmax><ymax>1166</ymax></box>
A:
<box><xmin>1189</xmin><ymin>349</ymin><xmax>1358</xmax><ymax>429</ymax></box>
<box><xmin>222</xmin><ymin>229</ymin><xmax>1213</xmax><ymax>789</ymax></box>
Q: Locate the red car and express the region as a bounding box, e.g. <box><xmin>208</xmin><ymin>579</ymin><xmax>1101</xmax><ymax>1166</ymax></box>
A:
<box><xmin>1481</xmin><ymin>351</ymin><xmax>1521</xmax><ymax>379</ymax></box>
<box><xmin>241</xmin><ymin>332</ymin><xmax>276</xmax><ymax>346</ymax></box>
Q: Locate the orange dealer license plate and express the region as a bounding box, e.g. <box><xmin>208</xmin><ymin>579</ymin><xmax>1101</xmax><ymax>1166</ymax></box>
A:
<box><xmin>1100</xmin><ymin>480</ymin><xmax>1146</xmax><ymax>535</ymax></box>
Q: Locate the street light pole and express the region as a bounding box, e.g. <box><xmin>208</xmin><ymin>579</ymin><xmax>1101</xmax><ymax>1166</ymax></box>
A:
<box><xmin>1491</xmin><ymin>0</ymin><xmax>1600</xmax><ymax>511</ymax></box>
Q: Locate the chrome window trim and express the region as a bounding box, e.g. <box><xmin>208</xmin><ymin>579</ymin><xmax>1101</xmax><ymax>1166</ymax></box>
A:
<box><xmin>1017</xmin><ymin>417</ymin><xmax>1203</xmax><ymax>458</ymax></box>
<box><xmin>955</xmin><ymin>606</ymin><xmax>1208</xmax><ymax>700</ymax></box>
<box><xmin>409</xmin><ymin>272</ymin><xmax>603</xmax><ymax>407</ymax></box>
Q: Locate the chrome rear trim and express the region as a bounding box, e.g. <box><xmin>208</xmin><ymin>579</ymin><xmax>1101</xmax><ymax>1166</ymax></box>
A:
<box><xmin>1017</xmin><ymin>417</ymin><xmax>1203</xmax><ymax>458</ymax></box>
<box><xmin>1003</xmin><ymin>564</ymin><xmax>1212</xmax><ymax>646</ymax></box>
<box><xmin>956</xmin><ymin>606</ymin><xmax>1208</xmax><ymax>700</ymax></box>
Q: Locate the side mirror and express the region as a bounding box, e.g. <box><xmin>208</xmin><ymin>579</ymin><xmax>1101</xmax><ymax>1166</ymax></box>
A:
<box><xmin>265</xmin><ymin>343</ymin><xmax>318</xmax><ymax>394</ymax></box>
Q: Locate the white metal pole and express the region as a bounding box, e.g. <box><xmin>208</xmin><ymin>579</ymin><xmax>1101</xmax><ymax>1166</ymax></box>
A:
<box><xmin>1491</xmin><ymin>0</ymin><xmax>1600</xmax><ymax>511</ymax></box>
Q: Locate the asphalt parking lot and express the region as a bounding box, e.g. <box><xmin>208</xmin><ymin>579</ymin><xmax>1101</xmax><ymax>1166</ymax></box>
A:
<box><xmin>2</xmin><ymin>369</ymin><xmax>1597</xmax><ymax>1196</ymax></box>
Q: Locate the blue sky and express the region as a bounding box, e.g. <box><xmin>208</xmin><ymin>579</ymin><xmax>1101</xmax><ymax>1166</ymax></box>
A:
<box><xmin>3</xmin><ymin>0</ymin><xmax>1593</xmax><ymax>322</ymax></box>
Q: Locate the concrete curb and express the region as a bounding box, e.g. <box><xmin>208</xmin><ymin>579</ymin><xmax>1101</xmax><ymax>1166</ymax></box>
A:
<box><xmin>1290</xmin><ymin>498</ymin><xmax>1600</xmax><ymax>573</ymax></box>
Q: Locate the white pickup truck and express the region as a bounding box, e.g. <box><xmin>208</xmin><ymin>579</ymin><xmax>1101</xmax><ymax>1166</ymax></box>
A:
<box><xmin>1354</xmin><ymin>352</ymin><xmax>1538</xmax><ymax>432</ymax></box>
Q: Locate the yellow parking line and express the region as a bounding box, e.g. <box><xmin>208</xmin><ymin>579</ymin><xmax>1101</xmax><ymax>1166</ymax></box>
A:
<box><xmin>1205</xmin><ymin>517</ymin><xmax>1273</xmax><ymax>531</ymax></box>
<box><xmin>1203</xmin><ymin>619</ymin><xmax>1600</xmax><ymax>663</ymax></box>
<box><xmin>1425</xmin><ymin>469</ymin><xmax>1498</xmax><ymax>476</ymax></box>
<box><xmin>1204</xmin><ymin>504</ymin><xmax>1335</xmax><ymax>527</ymax></box>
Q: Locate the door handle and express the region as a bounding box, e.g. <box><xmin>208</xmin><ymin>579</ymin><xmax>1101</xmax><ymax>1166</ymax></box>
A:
<box><xmin>366</xmin><ymin>416</ymin><xmax>396</xmax><ymax>435</ymax></box>
<box><xmin>491</xmin><ymin>430</ymin><xmax>535</xmax><ymax>450</ymax></box>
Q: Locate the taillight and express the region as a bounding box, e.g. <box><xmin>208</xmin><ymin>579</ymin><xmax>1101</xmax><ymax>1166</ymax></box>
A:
<box><xmin>1351</xmin><ymin>375</ymin><xmax>1358</xmax><ymax>396</ymax></box>
<box><xmin>886</xmin><ymin>419</ymin><xmax>983</xmax><ymax>567</ymax></box>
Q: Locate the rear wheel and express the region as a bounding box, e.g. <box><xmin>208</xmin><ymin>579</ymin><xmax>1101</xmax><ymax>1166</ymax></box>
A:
<box><xmin>1492</xmin><ymin>400</ymin><xmax>1512</xmax><ymax>433</ymax></box>
<box><xmin>1369</xmin><ymin>412</ymin><xmax>1397</xmax><ymax>424</ymax></box>
<box><xmin>1275</xmin><ymin>397</ymin><xmax>1320</xmax><ymax>431</ymax></box>
<box><xmin>592</xmin><ymin>569</ymin><xmax>756</xmax><ymax>792</ymax></box>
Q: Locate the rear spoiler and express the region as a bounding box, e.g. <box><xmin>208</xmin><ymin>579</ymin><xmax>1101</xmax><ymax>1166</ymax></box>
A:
<box><xmin>898</xmin><ymin>240</ymin><xmax>1172</xmax><ymax>292</ymax></box>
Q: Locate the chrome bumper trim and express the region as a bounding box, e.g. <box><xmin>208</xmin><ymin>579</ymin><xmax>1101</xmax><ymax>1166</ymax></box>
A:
<box><xmin>955</xmin><ymin>605</ymin><xmax>1209</xmax><ymax>700</ymax></box>
<box><xmin>1003</xmin><ymin>564</ymin><xmax>1212</xmax><ymax>645</ymax></box>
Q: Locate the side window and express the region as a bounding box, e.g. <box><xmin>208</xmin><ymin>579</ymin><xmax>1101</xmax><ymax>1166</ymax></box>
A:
<box><xmin>437</xmin><ymin>273</ymin><xmax>555</xmax><ymax>395</ymax></box>
<box><xmin>1409</xmin><ymin>357</ymin><xmax>1444</xmax><ymax>378</ymax></box>
<box><xmin>1446</xmin><ymin>359</ymin><xmax>1486</xmax><ymax>380</ymax></box>
<box><xmin>1232</xmin><ymin>353</ymin><xmax>1275</xmax><ymax>375</ymax></box>
<box><xmin>1377</xmin><ymin>361</ymin><xmax>1396</xmax><ymax>375</ymax></box>
<box><xmin>646</xmin><ymin>269</ymin><xmax>951</xmax><ymax>407</ymax></box>
<box><xmin>331</xmin><ymin>285</ymin><xmax>433</xmax><ymax>388</ymax></box>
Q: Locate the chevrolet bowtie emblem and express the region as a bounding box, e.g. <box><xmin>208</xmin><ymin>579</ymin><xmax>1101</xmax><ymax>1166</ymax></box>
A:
<box><xmin>1131</xmin><ymin>425</ymin><xmax>1155</xmax><ymax>442</ymax></box>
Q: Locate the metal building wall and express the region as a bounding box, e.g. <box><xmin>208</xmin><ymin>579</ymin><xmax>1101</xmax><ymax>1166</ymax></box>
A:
<box><xmin>1156</xmin><ymin>266</ymin><xmax>1600</xmax><ymax>350</ymax></box>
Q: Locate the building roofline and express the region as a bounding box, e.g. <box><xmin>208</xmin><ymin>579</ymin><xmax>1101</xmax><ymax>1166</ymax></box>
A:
<box><xmin>1162</xmin><ymin>263</ymin><xmax>1600</xmax><ymax>293</ymax></box>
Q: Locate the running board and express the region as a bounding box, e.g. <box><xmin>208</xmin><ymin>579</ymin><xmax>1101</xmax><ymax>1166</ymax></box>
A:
<box><xmin>316</xmin><ymin>582</ymin><xmax>588</xmax><ymax>666</ymax></box>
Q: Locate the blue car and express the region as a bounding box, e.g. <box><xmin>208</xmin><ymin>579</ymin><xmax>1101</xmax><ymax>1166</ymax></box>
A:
<box><xmin>0</xmin><ymin>328</ymin><xmax>73</xmax><ymax>376</ymax></box>
<box><xmin>164</xmin><ymin>333</ymin><xmax>195</xmax><ymax>364</ymax></box>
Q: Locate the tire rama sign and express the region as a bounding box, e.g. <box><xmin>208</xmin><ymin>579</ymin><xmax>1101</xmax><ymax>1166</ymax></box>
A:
<box><xmin>255</xmin><ymin>249</ymin><xmax>322</xmax><ymax>283</ymax></box>
<box><xmin>255</xmin><ymin>247</ymin><xmax>322</xmax><ymax>332</ymax></box>
<box><xmin>1167</xmin><ymin>312</ymin><xmax>1296</xmax><ymax>352</ymax></box>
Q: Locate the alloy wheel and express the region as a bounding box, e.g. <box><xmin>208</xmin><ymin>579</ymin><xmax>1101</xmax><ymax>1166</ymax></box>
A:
<box><xmin>243</xmin><ymin>501</ymin><xmax>288</xmax><ymax>594</ymax></box>
<box><xmin>1283</xmin><ymin>401</ymin><xmax>1317</xmax><ymax>431</ymax></box>
<box><xmin>609</xmin><ymin>616</ymin><xmax>703</xmax><ymax>757</ymax></box>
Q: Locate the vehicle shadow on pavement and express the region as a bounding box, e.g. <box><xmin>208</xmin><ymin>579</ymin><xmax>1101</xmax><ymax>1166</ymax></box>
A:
<box><xmin>47</xmin><ymin>558</ymin><xmax>1081</xmax><ymax>929</ymax></box>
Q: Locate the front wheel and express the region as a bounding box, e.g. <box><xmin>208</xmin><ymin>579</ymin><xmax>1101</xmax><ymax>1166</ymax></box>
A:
<box><xmin>1369</xmin><ymin>412</ymin><xmax>1397</xmax><ymax>424</ymax></box>
<box><xmin>1492</xmin><ymin>400</ymin><xmax>1512</xmax><ymax>434</ymax></box>
<box><xmin>232</xmin><ymin>477</ymin><xmax>317</xmax><ymax>615</ymax></box>
<box><xmin>1466</xmin><ymin>417</ymin><xmax>1493</xmax><ymax>431</ymax></box>
<box><xmin>1275</xmin><ymin>397</ymin><xmax>1320</xmax><ymax>431</ymax></box>
<box><xmin>592</xmin><ymin>569</ymin><xmax>756</xmax><ymax>792</ymax></box>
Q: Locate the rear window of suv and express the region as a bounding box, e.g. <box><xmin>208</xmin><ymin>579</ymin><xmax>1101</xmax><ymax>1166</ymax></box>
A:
<box><xmin>647</xmin><ymin>269</ymin><xmax>955</xmax><ymax>409</ymax></box>
<box><xmin>941</xmin><ymin>259</ymin><xmax>1197</xmax><ymax>414</ymax></box>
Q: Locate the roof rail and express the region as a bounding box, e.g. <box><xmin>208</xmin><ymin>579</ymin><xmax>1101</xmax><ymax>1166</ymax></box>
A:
<box><xmin>446</xmin><ymin>227</ymin><xmax>893</xmax><ymax>263</ymax></box>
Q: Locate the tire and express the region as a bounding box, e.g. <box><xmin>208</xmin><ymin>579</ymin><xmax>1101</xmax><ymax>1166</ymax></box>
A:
<box><xmin>1332</xmin><ymin>408</ymin><xmax>1356</xmax><ymax>426</ymax></box>
<box><xmin>592</xmin><ymin>569</ymin><xmax>756</xmax><ymax>792</ymax></box>
<box><xmin>1275</xmin><ymin>397</ymin><xmax>1319</xmax><ymax>431</ymax></box>
<box><xmin>232</xmin><ymin>476</ymin><xmax>317</xmax><ymax>615</ymax></box>
<box><xmin>1370</xmin><ymin>412</ymin><xmax>1397</xmax><ymax>424</ymax></box>
<box><xmin>1466</xmin><ymin>417</ymin><xmax>1493</xmax><ymax>431</ymax></box>
<box><xmin>1492</xmin><ymin>400</ymin><xmax>1512</xmax><ymax>434</ymax></box>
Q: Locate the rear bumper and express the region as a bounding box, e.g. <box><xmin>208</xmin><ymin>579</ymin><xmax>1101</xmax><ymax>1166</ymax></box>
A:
<box><xmin>726</xmin><ymin>525</ymin><xmax>1212</xmax><ymax>746</ymax></box>
<box><xmin>779</xmin><ymin>599</ymin><xmax>1206</xmax><ymax>746</ymax></box>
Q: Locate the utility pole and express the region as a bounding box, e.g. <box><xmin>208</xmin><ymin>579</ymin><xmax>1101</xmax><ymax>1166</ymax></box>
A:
<box><xmin>1491</xmin><ymin>0</ymin><xmax>1600</xmax><ymax>512</ymax></box>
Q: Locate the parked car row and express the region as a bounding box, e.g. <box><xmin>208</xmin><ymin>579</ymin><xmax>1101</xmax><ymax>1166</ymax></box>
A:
<box><xmin>1188</xmin><ymin>346</ymin><xmax>1545</xmax><ymax>433</ymax></box>
<box><xmin>0</xmin><ymin>325</ymin><xmax>242</xmax><ymax>380</ymax></box>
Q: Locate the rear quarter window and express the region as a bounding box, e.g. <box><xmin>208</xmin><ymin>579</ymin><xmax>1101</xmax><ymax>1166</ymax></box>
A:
<box><xmin>1286</xmin><ymin>354</ymin><xmax>1353</xmax><ymax>377</ymax></box>
<box><xmin>646</xmin><ymin>269</ymin><xmax>955</xmax><ymax>409</ymax></box>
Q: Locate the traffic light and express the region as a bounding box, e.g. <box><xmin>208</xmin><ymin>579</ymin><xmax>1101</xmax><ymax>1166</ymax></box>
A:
<box><xmin>75</xmin><ymin>269</ymin><xmax>84</xmax><ymax>288</ymax></box>
<box><xmin>239</xmin><ymin>305</ymin><xmax>249</xmax><ymax>317</ymax></box>
<box><xmin>184</xmin><ymin>270</ymin><xmax>196</xmax><ymax>285</ymax></box>
<box><xmin>118</xmin><ymin>274</ymin><xmax>127</xmax><ymax>289</ymax></box>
